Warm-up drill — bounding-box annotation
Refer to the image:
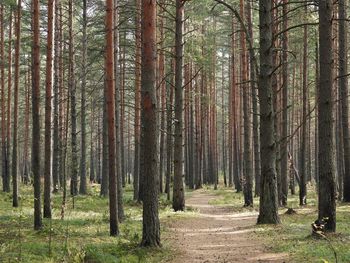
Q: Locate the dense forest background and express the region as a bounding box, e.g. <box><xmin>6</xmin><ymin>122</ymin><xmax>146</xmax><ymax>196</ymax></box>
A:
<box><xmin>0</xmin><ymin>0</ymin><xmax>349</xmax><ymax>262</ymax></box>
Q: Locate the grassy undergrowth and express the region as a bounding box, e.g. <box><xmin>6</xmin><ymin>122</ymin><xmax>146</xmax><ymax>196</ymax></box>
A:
<box><xmin>208</xmin><ymin>185</ymin><xmax>350</xmax><ymax>262</ymax></box>
<box><xmin>256</xmin><ymin>204</ymin><xmax>350</xmax><ymax>263</ymax></box>
<box><xmin>3</xmin><ymin>182</ymin><xmax>349</xmax><ymax>262</ymax></box>
<box><xmin>0</xmin><ymin>184</ymin><xmax>193</xmax><ymax>263</ymax></box>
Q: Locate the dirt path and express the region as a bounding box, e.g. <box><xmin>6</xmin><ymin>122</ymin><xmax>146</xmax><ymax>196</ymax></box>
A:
<box><xmin>164</xmin><ymin>190</ymin><xmax>288</xmax><ymax>263</ymax></box>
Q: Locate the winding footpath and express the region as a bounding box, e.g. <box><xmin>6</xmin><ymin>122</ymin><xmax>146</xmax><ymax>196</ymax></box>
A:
<box><xmin>164</xmin><ymin>190</ymin><xmax>288</xmax><ymax>263</ymax></box>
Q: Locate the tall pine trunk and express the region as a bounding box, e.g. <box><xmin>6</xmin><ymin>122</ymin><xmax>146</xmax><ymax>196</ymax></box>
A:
<box><xmin>23</xmin><ymin>67</ymin><xmax>30</xmax><ymax>184</ymax></box>
<box><xmin>165</xmin><ymin>58</ymin><xmax>175</xmax><ymax>199</ymax></box>
<box><xmin>52</xmin><ymin>0</ymin><xmax>61</xmax><ymax>192</ymax></box>
<box><xmin>69</xmin><ymin>0</ymin><xmax>78</xmax><ymax>197</ymax></box>
<box><xmin>158</xmin><ymin>1</ymin><xmax>166</xmax><ymax>193</ymax></box>
<box><xmin>32</xmin><ymin>0</ymin><xmax>42</xmax><ymax>230</ymax></box>
<box><xmin>231</xmin><ymin>20</ymin><xmax>241</xmax><ymax>192</ymax></box>
<box><xmin>0</xmin><ymin>5</ymin><xmax>6</xmax><ymax>192</ymax></box>
<box><xmin>114</xmin><ymin>0</ymin><xmax>124</xmax><ymax>221</ymax></box>
<box><xmin>105</xmin><ymin>0</ymin><xmax>119</xmax><ymax>236</ymax></box>
<box><xmin>133</xmin><ymin>0</ymin><xmax>141</xmax><ymax>201</ymax></box>
<box><xmin>280</xmin><ymin>0</ymin><xmax>289</xmax><ymax>206</ymax></box>
<box><xmin>318</xmin><ymin>0</ymin><xmax>336</xmax><ymax>232</ymax></box>
<box><xmin>4</xmin><ymin>11</ymin><xmax>13</xmax><ymax>193</ymax></box>
<box><xmin>240</xmin><ymin>0</ymin><xmax>253</xmax><ymax>206</ymax></box>
<box><xmin>140</xmin><ymin>0</ymin><xmax>161</xmax><ymax>247</ymax></box>
<box><xmin>120</xmin><ymin>32</ymin><xmax>126</xmax><ymax>188</ymax></box>
<box><xmin>339</xmin><ymin>0</ymin><xmax>350</xmax><ymax>202</ymax></box>
<box><xmin>221</xmin><ymin>63</ymin><xmax>227</xmax><ymax>186</ymax></box>
<box><xmin>44</xmin><ymin>0</ymin><xmax>53</xmax><ymax>218</ymax></box>
<box><xmin>89</xmin><ymin>98</ymin><xmax>95</xmax><ymax>183</ymax></box>
<box><xmin>300</xmin><ymin>5</ymin><xmax>308</xmax><ymax>206</ymax></box>
<box><xmin>257</xmin><ymin>0</ymin><xmax>280</xmax><ymax>224</ymax></box>
<box><xmin>173</xmin><ymin>0</ymin><xmax>185</xmax><ymax>211</ymax></box>
<box><xmin>246</xmin><ymin>0</ymin><xmax>260</xmax><ymax>197</ymax></box>
<box><xmin>79</xmin><ymin>0</ymin><xmax>88</xmax><ymax>195</ymax></box>
<box><xmin>12</xmin><ymin>0</ymin><xmax>22</xmax><ymax>207</ymax></box>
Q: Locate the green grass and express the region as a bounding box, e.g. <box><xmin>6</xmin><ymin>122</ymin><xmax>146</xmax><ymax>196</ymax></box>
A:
<box><xmin>0</xmin><ymin>184</ymin><xmax>180</xmax><ymax>263</ymax></box>
<box><xmin>3</xmin><ymin>182</ymin><xmax>349</xmax><ymax>263</ymax></box>
<box><xmin>256</xmin><ymin>201</ymin><xmax>350</xmax><ymax>263</ymax></box>
<box><xmin>206</xmin><ymin>185</ymin><xmax>259</xmax><ymax>213</ymax></box>
<box><xmin>207</xmin><ymin>184</ymin><xmax>350</xmax><ymax>263</ymax></box>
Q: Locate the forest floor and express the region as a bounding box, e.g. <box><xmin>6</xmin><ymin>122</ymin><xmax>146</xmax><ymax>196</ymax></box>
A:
<box><xmin>163</xmin><ymin>190</ymin><xmax>288</xmax><ymax>263</ymax></box>
<box><xmin>177</xmin><ymin>187</ymin><xmax>350</xmax><ymax>263</ymax></box>
<box><xmin>1</xmin><ymin>184</ymin><xmax>350</xmax><ymax>262</ymax></box>
<box><xmin>0</xmin><ymin>184</ymin><xmax>177</xmax><ymax>263</ymax></box>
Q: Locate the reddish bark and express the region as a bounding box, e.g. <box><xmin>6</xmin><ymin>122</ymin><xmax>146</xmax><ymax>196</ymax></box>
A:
<box><xmin>105</xmin><ymin>0</ymin><xmax>119</xmax><ymax>236</ymax></box>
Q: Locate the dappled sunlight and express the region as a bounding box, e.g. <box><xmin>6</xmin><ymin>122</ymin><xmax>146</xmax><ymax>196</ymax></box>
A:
<box><xmin>166</xmin><ymin>191</ymin><xmax>288</xmax><ymax>263</ymax></box>
<box><xmin>0</xmin><ymin>185</ymin><xmax>172</xmax><ymax>262</ymax></box>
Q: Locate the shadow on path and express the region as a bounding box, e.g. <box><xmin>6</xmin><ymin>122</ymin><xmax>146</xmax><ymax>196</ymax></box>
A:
<box><xmin>164</xmin><ymin>190</ymin><xmax>288</xmax><ymax>263</ymax></box>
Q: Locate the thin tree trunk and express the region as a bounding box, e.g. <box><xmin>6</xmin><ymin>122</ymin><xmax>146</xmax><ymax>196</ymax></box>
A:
<box><xmin>12</xmin><ymin>0</ymin><xmax>22</xmax><ymax>208</ymax></box>
<box><xmin>52</xmin><ymin>0</ymin><xmax>61</xmax><ymax>192</ymax></box>
<box><xmin>280</xmin><ymin>0</ymin><xmax>289</xmax><ymax>206</ymax></box>
<box><xmin>60</xmin><ymin>30</ymin><xmax>70</xmax><ymax>220</ymax></box>
<box><xmin>32</xmin><ymin>0</ymin><xmax>42</xmax><ymax>230</ymax></box>
<box><xmin>101</xmin><ymin>100</ymin><xmax>109</xmax><ymax>196</ymax></box>
<box><xmin>61</xmin><ymin>82</ymin><xmax>70</xmax><ymax>220</ymax></box>
<box><xmin>246</xmin><ymin>0</ymin><xmax>260</xmax><ymax>197</ymax></box>
<box><xmin>96</xmin><ymin>110</ymin><xmax>102</xmax><ymax>184</ymax></box>
<box><xmin>339</xmin><ymin>0</ymin><xmax>350</xmax><ymax>202</ymax></box>
<box><xmin>189</xmin><ymin>65</ymin><xmax>195</xmax><ymax>189</ymax></box>
<box><xmin>120</xmin><ymin>32</ymin><xmax>126</xmax><ymax>188</ymax></box>
<box><xmin>173</xmin><ymin>0</ymin><xmax>185</xmax><ymax>212</ymax></box>
<box><xmin>228</xmin><ymin>54</ymin><xmax>233</xmax><ymax>188</ymax></box>
<box><xmin>289</xmin><ymin>66</ymin><xmax>296</xmax><ymax>195</ymax></box>
<box><xmin>337</xmin><ymin>92</ymin><xmax>344</xmax><ymax>198</ymax></box>
<box><xmin>240</xmin><ymin>0</ymin><xmax>253</xmax><ymax>206</ymax></box>
<box><xmin>133</xmin><ymin>0</ymin><xmax>141</xmax><ymax>201</ymax></box>
<box><xmin>272</xmin><ymin>2</ymin><xmax>281</xmax><ymax>205</ymax></box>
<box><xmin>211</xmin><ymin>21</ymin><xmax>218</xmax><ymax>189</ymax></box>
<box><xmin>165</xmin><ymin>58</ymin><xmax>175</xmax><ymax>199</ymax></box>
<box><xmin>44</xmin><ymin>0</ymin><xmax>53</xmax><ymax>218</ymax></box>
<box><xmin>79</xmin><ymin>0</ymin><xmax>88</xmax><ymax>195</ymax></box>
<box><xmin>184</xmin><ymin>65</ymin><xmax>189</xmax><ymax>186</ymax></box>
<box><xmin>58</xmin><ymin>5</ymin><xmax>64</xmax><ymax>189</ymax></box>
<box><xmin>0</xmin><ymin>5</ymin><xmax>6</xmax><ymax>192</ymax></box>
<box><xmin>69</xmin><ymin>0</ymin><xmax>78</xmax><ymax>197</ymax></box>
<box><xmin>314</xmin><ymin>41</ymin><xmax>319</xmax><ymax>189</ymax></box>
<box><xmin>231</xmin><ymin>19</ymin><xmax>241</xmax><ymax>192</ymax></box>
<box><xmin>195</xmin><ymin>66</ymin><xmax>202</xmax><ymax>189</ymax></box>
<box><xmin>52</xmin><ymin>0</ymin><xmax>60</xmax><ymax>191</ymax></box>
<box><xmin>23</xmin><ymin>67</ymin><xmax>30</xmax><ymax>184</ymax></box>
<box><xmin>307</xmin><ymin>96</ymin><xmax>312</xmax><ymax>183</ymax></box>
<box><xmin>114</xmin><ymin>0</ymin><xmax>124</xmax><ymax>221</ymax></box>
<box><xmin>221</xmin><ymin>62</ymin><xmax>227</xmax><ymax>187</ymax></box>
<box><xmin>105</xmin><ymin>0</ymin><xmax>119</xmax><ymax>236</ymax></box>
<box><xmin>300</xmin><ymin>5</ymin><xmax>308</xmax><ymax>206</ymax></box>
<box><xmin>90</xmin><ymin>98</ymin><xmax>95</xmax><ymax>183</ymax></box>
<box><xmin>159</xmin><ymin>1</ymin><xmax>166</xmax><ymax>193</ymax></box>
<box><xmin>127</xmin><ymin>110</ymin><xmax>131</xmax><ymax>184</ymax></box>
<box><xmin>4</xmin><ymin>11</ymin><xmax>13</xmax><ymax>193</ymax></box>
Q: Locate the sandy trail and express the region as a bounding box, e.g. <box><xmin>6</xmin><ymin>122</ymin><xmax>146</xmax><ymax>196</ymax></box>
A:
<box><xmin>164</xmin><ymin>190</ymin><xmax>288</xmax><ymax>263</ymax></box>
